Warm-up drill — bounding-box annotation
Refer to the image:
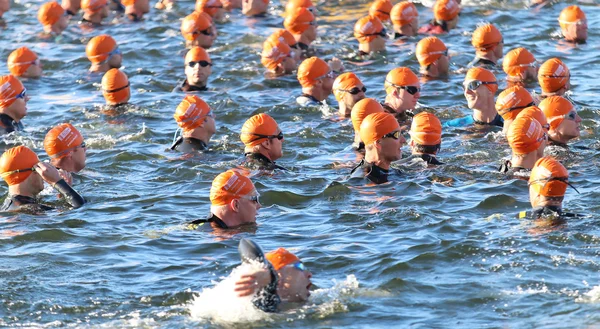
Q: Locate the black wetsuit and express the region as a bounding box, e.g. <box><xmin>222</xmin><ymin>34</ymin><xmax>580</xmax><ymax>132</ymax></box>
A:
<box><xmin>517</xmin><ymin>206</ymin><xmax>582</xmax><ymax>220</ymax></box>
<box><xmin>296</xmin><ymin>94</ymin><xmax>324</xmax><ymax>107</ymax></box>
<box><xmin>498</xmin><ymin>160</ymin><xmax>530</xmax><ymax>177</ymax></box>
<box><xmin>381</xmin><ymin>102</ymin><xmax>413</xmax><ymax>127</ymax></box>
<box><xmin>0</xmin><ymin>114</ymin><xmax>23</xmax><ymax>135</ymax></box>
<box><xmin>176</xmin><ymin>80</ymin><xmax>208</xmax><ymax>93</ymax></box>
<box><xmin>242</xmin><ymin>153</ymin><xmax>288</xmax><ymax>171</ymax></box>
<box><xmin>394</xmin><ymin>32</ymin><xmax>405</xmax><ymax>39</ymax></box>
<box><xmin>548</xmin><ymin>139</ymin><xmax>569</xmax><ymax>149</ymax></box>
<box><xmin>170</xmin><ymin>137</ymin><xmax>207</xmax><ymax>153</ymax></box>
<box><xmin>473</xmin><ymin>114</ymin><xmax>504</xmax><ymax>127</ymax></box>
<box><xmin>188</xmin><ymin>213</ymin><xmax>229</xmax><ymax>229</ymax></box>
<box><xmin>469</xmin><ymin>57</ymin><xmax>498</xmax><ymax>69</ymax></box>
<box><xmin>1</xmin><ymin>179</ymin><xmax>86</xmax><ymax>212</ymax></box>
<box><xmin>417</xmin><ymin>154</ymin><xmax>444</xmax><ymax>165</ymax></box>
<box><xmin>350</xmin><ymin>159</ymin><xmax>391</xmax><ymax>184</ymax></box>
<box><xmin>296</xmin><ymin>42</ymin><xmax>314</xmax><ymax>58</ymax></box>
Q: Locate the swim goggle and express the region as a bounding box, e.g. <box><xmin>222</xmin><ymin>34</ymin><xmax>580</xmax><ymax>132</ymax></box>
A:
<box><xmin>187</xmin><ymin>60</ymin><xmax>212</xmax><ymax>68</ymax></box>
<box><xmin>362</xmin><ymin>28</ymin><xmax>387</xmax><ymax>38</ymax></box>
<box><xmin>188</xmin><ymin>27</ymin><xmax>213</xmax><ymax>37</ymax></box>
<box><xmin>246</xmin><ymin>131</ymin><xmax>284</xmax><ymax>143</ymax></box>
<box><xmin>315</xmin><ymin>70</ymin><xmax>335</xmax><ymax>81</ymax></box>
<box><xmin>508</xmin><ymin>61</ymin><xmax>539</xmax><ymax>69</ymax></box>
<box><xmin>7</xmin><ymin>88</ymin><xmax>28</xmax><ymax>101</ymax></box>
<box><xmin>49</xmin><ymin>141</ymin><xmax>87</xmax><ymax>159</ymax></box>
<box><xmin>0</xmin><ymin>166</ymin><xmax>36</xmax><ymax>178</ymax></box>
<box><xmin>89</xmin><ymin>47</ymin><xmax>121</xmax><ymax>64</ymax></box>
<box><xmin>463</xmin><ymin>80</ymin><xmax>497</xmax><ymax>91</ymax></box>
<box><xmin>240</xmin><ymin>193</ymin><xmax>260</xmax><ymax>204</ymax></box>
<box><xmin>548</xmin><ymin>110</ymin><xmax>578</xmax><ymax>126</ymax></box>
<box><xmin>425</xmin><ymin>48</ymin><xmax>449</xmax><ymax>57</ymax></box>
<box><xmin>382</xmin><ymin>130</ymin><xmax>401</xmax><ymax>140</ymax></box>
<box><xmin>528</xmin><ymin>176</ymin><xmax>580</xmax><ymax>194</ymax></box>
<box><xmin>103</xmin><ymin>83</ymin><xmax>129</xmax><ymax>93</ymax></box>
<box><xmin>8</xmin><ymin>58</ymin><xmax>41</xmax><ymax>69</ymax></box>
<box><xmin>337</xmin><ymin>86</ymin><xmax>366</xmax><ymax>95</ymax></box>
<box><xmin>292</xmin><ymin>262</ymin><xmax>308</xmax><ymax>272</ymax></box>
<box><xmin>499</xmin><ymin>101</ymin><xmax>536</xmax><ymax>115</ymax></box>
<box><xmin>386</xmin><ymin>80</ymin><xmax>420</xmax><ymax>95</ymax></box>
<box><xmin>558</xmin><ymin>19</ymin><xmax>587</xmax><ymax>26</ymax></box>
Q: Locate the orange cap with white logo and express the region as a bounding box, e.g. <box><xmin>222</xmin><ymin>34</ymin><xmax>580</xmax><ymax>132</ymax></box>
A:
<box><xmin>266</xmin><ymin>248</ymin><xmax>300</xmax><ymax>271</ymax></box>
<box><xmin>267</xmin><ymin>29</ymin><xmax>296</xmax><ymax>48</ymax></box>
<box><xmin>285</xmin><ymin>0</ymin><xmax>314</xmax><ymax>16</ymax></box>
<box><xmin>538</xmin><ymin>95</ymin><xmax>573</xmax><ymax>131</ymax></box>
<box><xmin>416</xmin><ymin>37</ymin><xmax>447</xmax><ymax>67</ymax></box>
<box><xmin>181</xmin><ymin>11</ymin><xmax>212</xmax><ymax>41</ymax></box>
<box><xmin>360</xmin><ymin>112</ymin><xmax>400</xmax><ymax>145</ymax></box>
<box><xmin>507</xmin><ymin>115</ymin><xmax>544</xmax><ymax>155</ymax></box>
<box><xmin>465</xmin><ymin>67</ymin><xmax>498</xmax><ymax>94</ymax></box>
<box><xmin>333</xmin><ymin>72</ymin><xmax>363</xmax><ymax>102</ymax></box>
<box><xmin>210</xmin><ymin>169</ymin><xmax>256</xmax><ymax>206</ymax></box>
<box><xmin>351</xmin><ymin>98</ymin><xmax>384</xmax><ymax>133</ymax></box>
<box><xmin>471</xmin><ymin>23</ymin><xmax>502</xmax><ymax>50</ymax></box>
<box><xmin>519</xmin><ymin>106</ymin><xmax>549</xmax><ymax>132</ymax></box>
<box><xmin>101</xmin><ymin>69</ymin><xmax>130</xmax><ymax>105</ymax></box>
<box><xmin>44</xmin><ymin>123</ymin><xmax>84</xmax><ymax>159</ymax></box>
<box><xmin>433</xmin><ymin>0</ymin><xmax>459</xmax><ymax>22</ymax></box>
<box><xmin>538</xmin><ymin>58</ymin><xmax>570</xmax><ymax>93</ymax></box>
<box><xmin>0</xmin><ymin>75</ymin><xmax>25</xmax><ymax>109</ymax></box>
<box><xmin>173</xmin><ymin>95</ymin><xmax>212</xmax><ymax>131</ymax></box>
<box><xmin>502</xmin><ymin>47</ymin><xmax>536</xmax><ymax>78</ymax></box>
<box><xmin>86</xmin><ymin>35</ymin><xmax>117</xmax><ymax>64</ymax></box>
<box><xmin>558</xmin><ymin>5</ymin><xmax>586</xmax><ymax>30</ymax></box>
<box><xmin>297</xmin><ymin>57</ymin><xmax>329</xmax><ymax>88</ymax></box>
<box><xmin>261</xmin><ymin>39</ymin><xmax>291</xmax><ymax>71</ymax></box>
<box><xmin>410</xmin><ymin>112</ymin><xmax>442</xmax><ymax>146</ymax></box>
<box><xmin>369</xmin><ymin>0</ymin><xmax>393</xmax><ymax>22</ymax></box>
<box><xmin>495</xmin><ymin>85</ymin><xmax>534</xmax><ymax>120</ymax></box>
<box><xmin>7</xmin><ymin>47</ymin><xmax>38</xmax><ymax>77</ymax></box>
<box><xmin>0</xmin><ymin>146</ymin><xmax>40</xmax><ymax>186</ymax></box>
<box><xmin>195</xmin><ymin>0</ymin><xmax>223</xmax><ymax>17</ymax></box>
<box><xmin>284</xmin><ymin>7</ymin><xmax>315</xmax><ymax>35</ymax></box>
<box><xmin>354</xmin><ymin>15</ymin><xmax>385</xmax><ymax>44</ymax></box>
<box><xmin>38</xmin><ymin>1</ymin><xmax>65</xmax><ymax>26</ymax></box>
<box><xmin>529</xmin><ymin>156</ymin><xmax>569</xmax><ymax>197</ymax></box>
<box><xmin>240</xmin><ymin>113</ymin><xmax>279</xmax><ymax>147</ymax></box>
<box><xmin>390</xmin><ymin>1</ymin><xmax>418</xmax><ymax>26</ymax></box>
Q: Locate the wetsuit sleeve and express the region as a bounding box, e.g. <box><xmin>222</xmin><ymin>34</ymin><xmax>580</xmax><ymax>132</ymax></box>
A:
<box><xmin>443</xmin><ymin>115</ymin><xmax>473</xmax><ymax>128</ymax></box>
<box><xmin>53</xmin><ymin>179</ymin><xmax>86</xmax><ymax>208</ymax></box>
<box><xmin>252</xmin><ymin>265</ymin><xmax>281</xmax><ymax>313</ymax></box>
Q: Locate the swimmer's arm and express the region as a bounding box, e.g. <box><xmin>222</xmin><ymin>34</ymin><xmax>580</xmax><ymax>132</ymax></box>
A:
<box><xmin>53</xmin><ymin>179</ymin><xmax>86</xmax><ymax>208</ymax></box>
<box><xmin>234</xmin><ymin>269</ymin><xmax>271</xmax><ymax>297</ymax></box>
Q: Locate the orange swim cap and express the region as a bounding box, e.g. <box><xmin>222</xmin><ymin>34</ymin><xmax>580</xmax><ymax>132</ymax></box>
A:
<box><xmin>416</xmin><ymin>37</ymin><xmax>447</xmax><ymax>67</ymax></box>
<box><xmin>360</xmin><ymin>112</ymin><xmax>400</xmax><ymax>145</ymax></box>
<box><xmin>284</xmin><ymin>7</ymin><xmax>315</xmax><ymax>35</ymax></box>
<box><xmin>185</xmin><ymin>46</ymin><xmax>210</xmax><ymax>64</ymax></box>
<box><xmin>81</xmin><ymin>0</ymin><xmax>108</xmax><ymax>12</ymax></box>
<box><xmin>507</xmin><ymin>115</ymin><xmax>544</xmax><ymax>155</ymax></box>
<box><xmin>410</xmin><ymin>112</ymin><xmax>442</xmax><ymax>146</ymax></box>
<box><xmin>520</xmin><ymin>106</ymin><xmax>549</xmax><ymax>131</ymax></box>
<box><xmin>181</xmin><ymin>11</ymin><xmax>212</xmax><ymax>42</ymax></box>
<box><xmin>240</xmin><ymin>113</ymin><xmax>279</xmax><ymax>147</ymax></box>
<box><xmin>261</xmin><ymin>39</ymin><xmax>291</xmax><ymax>71</ymax></box>
<box><xmin>195</xmin><ymin>0</ymin><xmax>223</xmax><ymax>17</ymax></box>
<box><xmin>285</xmin><ymin>0</ymin><xmax>314</xmax><ymax>16</ymax></box>
<box><xmin>390</xmin><ymin>1</ymin><xmax>418</xmax><ymax>26</ymax></box>
<box><xmin>86</xmin><ymin>35</ymin><xmax>117</xmax><ymax>64</ymax></box>
<box><xmin>384</xmin><ymin>67</ymin><xmax>419</xmax><ymax>94</ymax></box>
<box><xmin>351</xmin><ymin>98</ymin><xmax>384</xmax><ymax>133</ymax></box>
<box><xmin>433</xmin><ymin>0</ymin><xmax>459</xmax><ymax>22</ymax></box>
<box><xmin>333</xmin><ymin>72</ymin><xmax>363</xmax><ymax>102</ymax></box>
<box><xmin>0</xmin><ymin>75</ymin><xmax>25</xmax><ymax>109</ymax></box>
<box><xmin>210</xmin><ymin>169</ymin><xmax>256</xmax><ymax>207</ymax></box>
<box><xmin>267</xmin><ymin>29</ymin><xmax>296</xmax><ymax>47</ymax></box>
<box><xmin>7</xmin><ymin>47</ymin><xmax>38</xmax><ymax>77</ymax></box>
<box><xmin>465</xmin><ymin>67</ymin><xmax>497</xmax><ymax>94</ymax></box>
<box><xmin>502</xmin><ymin>47</ymin><xmax>536</xmax><ymax>78</ymax></box>
<box><xmin>101</xmin><ymin>69</ymin><xmax>130</xmax><ymax>105</ymax></box>
<box><xmin>538</xmin><ymin>95</ymin><xmax>573</xmax><ymax>131</ymax></box>
<box><xmin>529</xmin><ymin>156</ymin><xmax>569</xmax><ymax>197</ymax></box>
<box><xmin>495</xmin><ymin>85</ymin><xmax>534</xmax><ymax>120</ymax></box>
<box><xmin>44</xmin><ymin>123</ymin><xmax>84</xmax><ymax>159</ymax></box>
<box><xmin>0</xmin><ymin>146</ymin><xmax>40</xmax><ymax>186</ymax></box>
<box><xmin>297</xmin><ymin>57</ymin><xmax>329</xmax><ymax>88</ymax></box>
<box><xmin>173</xmin><ymin>95</ymin><xmax>212</xmax><ymax>131</ymax></box>
<box><xmin>558</xmin><ymin>5</ymin><xmax>586</xmax><ymax>30</ymax></box>
<box><xmin>369</xmin><ymin>0</ymin><xmax>393</xmax><ymax>22</ymax></box>
<box><xmin>538</xmin><ymin>58</ymin><xmax>570</xmax><ymax>93</ymax></box>
<box><xmin>354</xmin><ymin>15</ymin><xmax>385</xmax><ymax>44</ymax></box>
<box><xmin>471</xmin><ymin>23</ymin><xmax>502</xmax><ymax>50</ymax></box>
<box><xmin>38</xmin><ymin>1</ymin><xmax>65</xmax><ymax>26</ymax></box>
<box><xmin>265</xmin><ymin>248</ymin><xmax>300</xmax><ymax>271</ymax></box>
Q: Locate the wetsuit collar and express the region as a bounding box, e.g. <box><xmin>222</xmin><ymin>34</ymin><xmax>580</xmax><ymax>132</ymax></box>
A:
<box><xmin>208</xmin><ymin>213</ymin><xmax>228</xmax><ymax>228</ymax></box>
<box><xmin>548</xmin><ymin>138</ymin><xmax>569</xmax><ymax>148</ymax></box>
<box><xmin>419</xmin><ymin>153</ymin><xmax>443</xmax><ymax>165</ymax></box>
<box><xmin>351</xmin><ymin>159</ymin><xmax>390</xmax><ymax>184</ymax></box>
<box><xmin>472</xmin><ymin>114</ymin><xmax>503</xmax><ymax>126</ymax></box>
<box><xmin>66</xmin><ymin>9</ymin><xmax>76</xmax><ymax>16</ymax></box>
<box><xmin>170</xmin><ymin>136</ymin><xmax>208</xmax><ymax>151</ymax></box>
<box><xmin>181</xmin><ymin>79</ymin><xmax>208</xmax><ymax>92</ymax></box>
<box><xmin>0</xmin><ymin>113</ymin><xmax>21</xmax><ymax>133</ymax></box>
<box><xmin>472</xmin><ymin>57</ymin><xmax>497</xmax><ymax>67</ymax></box>
<box><xmin>297</xmin><ymin>42</ymin><xmax>309</xmax><ymax>50</ymax></box>
<box><xmin>300</xmin><ymin>94</ymin><xmax>324</xmax><ymax>105</ymax></box>
<box><xmin>531</xmin><ymin>206</ymin><xmax>563</xmax><ymax>219</ymax></box>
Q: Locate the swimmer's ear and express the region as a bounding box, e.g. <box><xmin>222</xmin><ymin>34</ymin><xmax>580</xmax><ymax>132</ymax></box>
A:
<box><xmin>230</xmin><ymin>199</ymin><xmax>240</xmax><ymax>212</ymax></box>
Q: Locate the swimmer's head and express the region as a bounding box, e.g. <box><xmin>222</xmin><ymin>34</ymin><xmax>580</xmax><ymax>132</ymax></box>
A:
<box><xmin>538</xmin><ymin>58</ymin><xmax>570</xmax><ymax>95</ymax></box>
<box><xmin>409</xmin><ymin>112</ymin><xmax>442</xmax><ymax>155</ymax></box>
<box><xmin>416</xmin><ymin>37</ymin><xmax>449</xmax><ymax>78</ymax></box>
<box><xmin>195</xmin><ymin>0</ymin><xmax>224</xmax><ymax>20</ymax></box>
<box><xmin>520</xmin><ymin>106</ymin><xmax>549</xmax><ymax>132</ymax></box>
<box><xmin>173</xmin><ymin>94</ymin><xmax>216</xmax><ymax>136</ymax></box>
<box><xmin>86</xmin><ymin>35</ymin><xmax>122</xmax><ymax>70</ymax></box>
<box><xmin>463</xmin><ymin>67</ymin><xmax>497</xmax><ymax>110</ymax></box>
<box><xmin>391</xmin><ymin>1</ymin><xmax>418</xmax><ymax>35</ymax></box>
<box><xmin>240</xmin><ymin>113</ymin><xmax>283</xmax><ymax>161</ymax></box>
<box><xmin>495</xmin><ymin>85</ymin><xmax>534</xmax><ymax>122</ymax></box>
<box><xmin>559</xmin><ymin>5</ymin><xmax>587</xmax><ymax>43</ymax></box>
<box><xmin>502</xmin><ymin>47</ymin><xmax>537</xmax><ymax>83</ymax></box>
<box><xmin>351</xmin><ymin>98</ymin><xmax>384</xmax><ymax>135</ymax></box>
<box><xmin>471</xmin><ymin>23</ymin><xmax>503</xmax><ymax>60</ymax></box>
<box><xmin>81</xmin><ymin>0</ymin><xmax>109</xmax><ymax>21</ymax></box>
<box><xmin>267</xmin><ymin>29</ymin><xmax>300</xmax><ymax>62</ymax></box>
<box><xmin>0</xmin><ymin>75</ymin><xmax>28</xmax><ymax>121</ymax></box>
<box><xmin>181</xmin><ymin>11</ymin><xmax>214</xmax><ymax>49</ymax></box>
<box><xmin>210</xmin><ymin>169</ymin><xmax>260</xmax><ymax>226</ymax></box>
<box><xmin>433</xmin><ymin>0</ymin><xmax>460</xmax><ymax>30</ymax></box>
<box><xmin>242</xmin><ymin>0</ymin><xmax>268</xmax><ymax>17</ymax></box>
<box><xmin>369</xmin><ymin>0</ymin><xmax>393</xmax><ymax>23</ymax></box>
<box><xmin>7</xmin><ymin>47</ymin><xmax>43</xmax><ymax>79</ymax></box>
<box><xmin>333</xmin><ymin>72</ymin><xmax>366</xmax><ymax>117</ymax></box>
<box><xmin>529</xmin><ymin>156</ymin><xmax>569</xmax><ymax>208</ymax></box>
<box><xmin>284</xmin><ymin>7</ymin><xmax>316</xmax><ymax>42</ymax></box>
<box><xmin>121</xmin><ymin>0</ymin><xmax>150</xmax><ymax>21</ymax></box>
<box><xmin>44</xmin><ymin>123</ymin><xmax>87</xmax><ymax>173</ymax></box>
<box><xmin>38</xmin><ymin>1</ymin><xmax>68</xmax><ymax>34</ymax></box>
<box><xmin>185</xmin><ymin>47</ymin><xmax>212</xmax><ymax>87</ymax></box>
<box><xmin>261</xmin><ymin>38</ymin><xmax>295</xmax><ymax>75</ymax></box>
<box><xmin>101</xmin><ymin>69</ymin><xmax>130</xmax><ymax>106</ymax></box>
<box><xmin>507</xmin><ymin>114</ymin><xmax>545</xmax><ymax>157</ymax></box>
<box><xmin>354</xmin><ymin>15</ymin><xmax>386</xmax><ymax>53</ymax></box>
<box><xmin>384</xmin><ymin>67</ymin><xmax>420</xmax><ymax>112</ymax></box>
<box><xmin>538</xmin><ymin>95</ymin><xmax>581</xmax><ymax>144</ymax></box>
<box><xmin>0</xmin><ymin>146</ymin><xmax>43</xmax><ymax>193</ymax></box>
<box><xmin>285</xmin><ymin>0</ymin><xmax>314</xmax><ymax>16</ymax></box>
<box><xmin>360</xmin><ymin>112</ymin><xmax>404</xmax><ymax>162</ymax></box>
<box><xmin>266</xmin><ymin>248</ymin><xmax>312</xmax><ymax>302</ymax></box>
<box><xmin>297</xmin><ymin>57</ymin><xmax>334</xmax><ymax>95</ymax></box>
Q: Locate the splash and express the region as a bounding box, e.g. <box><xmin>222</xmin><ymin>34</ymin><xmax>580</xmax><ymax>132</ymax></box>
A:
<box><xmin>576</xmin><ymin>285</ymin><xmax>600</xmax><ymax>303</ymax></box>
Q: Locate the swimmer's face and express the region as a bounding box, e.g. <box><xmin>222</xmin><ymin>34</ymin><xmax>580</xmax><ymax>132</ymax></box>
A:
<box><xmin>26</xmin><ymin>169</ymin><xmax>45</xmax><ymax>195</ymax></box>
<box><xmin>340</xmin><ymin>83</ymin><xmax>366</xmax><ymax>110</ymax></box>
<box><xmin>71</xmin><ymin>143</ymin><xmax>87</xmax><ymax>173</ymax></box>
<box><xmin>529</xmin><ymin>185</ymin><xmax>542</xmax><ymax>208</ymax></box>
<box><xmin>562</xmin><ymin>20</ymin><xmax>588</xmax><ymax>42</ymax></box>
<box><xmin>494</xmin><ymin>40</ymin><xmax>503</xmax><ymax>59</ymax></box>
<box><xmin>137</xmin><ymin>0</ymin><xmax>150</xmax><ymax>13</ymax></box>
<box><xmin>237</xmin><ymin>193</ymin><xmax>261</xmax><ymax>224</ymax></box>
<box><xmin>369</xmin><ymin>35</ymin><xmax>387</xmax><ymax>52</ymax></box>
<box><xmin>393</xmin><ymin>84</ymin><xmax>420</xmax><ymax>111</ymax></box>
<box><xmin>242</xmin><ymin>0</ymin><xmax>268</xmax><ymax>16</ymax></box>
<box><xmin>25</xmin><ymin>60</ymin><xmax>43</xmax><ymax>79</ymax></box>
<box><xmin>536</xmin><ymin>137</ymin><xmax>547</xmax><ymax>158</ymax></box>
<box><xmin>56</xmin><ymin>14</ymin><xmax>69</xmax><ymax>33</ymax></box>
<box><xmin>277</xmin><ymin>263</ymin><xmax>312</xmax><ymax>302</ymax></box>
<box><xmin>108</xmin><ymin>52</ymin><xmax>122</xmax><ymax>69</ymax></box>
<box><xmin>304</xmin><ymin>23</ymin><xmax>317</xmax><ymax>43</ymax></box>
<box><xmin>320</xmin><ymin>73</ymin><xmax>335</xmax><ymax>95</ymax></box>
<box><xmin>379</xmin><ymin>129</ymin><xmax>404</xmax><ymax>162</ymax></box>
<box><xmin>203</xmin><ymin>115</ymin><xmax>217</xmax><ymax>135</ymax></box>
<box><xmin>100</xmin><ymin>5</ymin><xmax>109</xmax><ymax>18</ymax></box>
<box><xmin>554</xmin><ymin>109</ymin><xmax>581</xmax><ymax>142</ymax></box>
<box><xmin>281</xmin><ymin>56</ymin><xmax>296</xmax><ymax>74</ymax></box>
<box><xmin>446</xmin><ymin>15</ymin><xmax>458</xmax><ymax>30</ymax></box>
<box><xmin>436</xmin><ymin>54</ymin><xmax>449</xmax><ymax>76</ymax></box>
<box><xmin>185</xmin><ymin>60</ymin><xmax>212</xmax><ymax>86</ymax></box>
<box><xmin>10</xmin><ymin>95</ymin><xmax>29</xmax><ymax>122</ymax></box>
<box><xmin>266</xmin><ymin>128</ymin><xmax>283</xmax><ymax>161</ymax></box>
<box><xmin>463</xmin><ymin>80</ymin><xmax>492</xmax><ymax>110</ymax></box>
<box><xmin>195</xmin><ymin>26</ymin><xmax>215</xmax><ymax>49</ymax></box>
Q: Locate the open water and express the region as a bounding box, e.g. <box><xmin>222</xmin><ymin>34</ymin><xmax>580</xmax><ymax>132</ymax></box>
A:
<box><xmin>0</xmin><ymin>0</ymin><xmax>600</xmax><ymax>327</ymax></box>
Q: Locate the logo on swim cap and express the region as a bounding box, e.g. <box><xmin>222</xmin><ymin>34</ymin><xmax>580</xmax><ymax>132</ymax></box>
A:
<box><xmin>553</xmin><ymin>65</ymin><xmax>565</xmax><ymax>77</ymax></box>
<box><xmin>526</xmin><ymin>121</ymin><xmax>537</xmax><ymax>138</ymax></box>
<box><xmin>499</xmin><ymin>91</ymin><xmax>518</xmax><ymax>107</ymax></box>
<box><xmin>359</xmin><ymin>21</ymin><xmax>374</xmax><ymax>34</ymax></box>
<box><xmin>0</xmin><ymin>82</ymin><xmax>12</xmax><ymax>96</ymax></box>
<box><xmin>184</xmin><ymin>103</ymin><xmax>197</xmax><ymax>117</ymax></box>
<box><xmin>223</xmin><ymin>173</ymin><xmax>251</xmax><ymax>195</ymax></box>
<box><xmin>57</xmin><ymin>126</ymin><xmax>76</xmax><ymax>143</ymax></box>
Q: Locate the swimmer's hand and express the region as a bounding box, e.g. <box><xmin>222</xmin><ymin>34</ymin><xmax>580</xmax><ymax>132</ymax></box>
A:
<box><xmin>33</xmin><ymin>162</ymin><xmax>62</xmax><ymax>185</ymax></box>
<box><xmin>234</xmin><ymin>269</ymin><xmax>271</xmax><ymax>297</ymax></box>
<box><xmin>58</xmin><ymin>169</ymin><xmax>73</xmax><ymax>186</ymax></box>
<box><xmin>328</xmin><ymin>57</ymin><xmax>345</xmax><ymax>74</ymax></box>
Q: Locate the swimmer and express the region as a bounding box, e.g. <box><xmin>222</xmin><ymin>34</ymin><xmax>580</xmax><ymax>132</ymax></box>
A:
<box><xmin>171</xmin><ymin>95</ymin><xmax>216</xmax><ymax>152</ymax></box>
<box><xmin>222</xmin><ymin>0</ymin><xmax>241</xmax><ymax>11</ymax></box>
<box><xmin>390</xmin><ymin>1</ymin><xmax>419</xmax><ymax>38</ymax></box>
<box><xmin>195</xmin><ymin>0</ymin><xmax>224</xmax><ymax>21</ymax></box>
<box><xmin>44</xmin><ymin>123</ymin><xmax>87</xmax><ymax>186</ymax></box>
<box><xmin>354</xmin><ymin>15</ymin><xmax>387</xmax><ymax>55</ymax></box>
<box><xmin>519</xmin><ymin>156</ymin><xmax>579</xmax><ymax>223</ymax></box>
<box><xmin>495</xmin><ymin>85</ymin><xmax>535</xmax><ymax>135</ymax></box>
<box><xmin>0</xmin><ymin>146</ymin><xmax>86</xmax><ymax>212</ymax></box>
<box><xmin>558</xmin><ymin>5</ymin><xmax>587</xmax><ymax>44</ymax></box>
<box><xmin>234</xmin><ymin>239</ymin><xmax>312</xmax><ymax>312</ymax></box>
<box><xmin>369</xmin><ymin>0</ymin><xmax>392</xmax><ymax>24</ymax></box>
<box><xmin>350</xmin><ymin>98</ymin><xmax>384</xmax><ymax>152</ymax></box>
<box><xmin>38</xmin><ymin>1</ymin><xmax>69</xmax><ymax>36</ymax></box>
<box><xmin>181</xmin><ymin>11</ymin><xmax>215</xmax><ymax>50</ymax></box>
<box><xmin>537</xmin><ymin>58</ymin><xmax>570</xmax><ymax>101</ymax></box>
<box><xmin>284</xmin><ymin>7</ymin><xmax>317</xmax><ymax>58</ymax></box>
<box><xmin>188</xmin><ymin>170</ymin><xmax>260</xmax><ymax>229</ymax></box>
<box><xmin>502</xmin><ymin>48</ymin><xmax>538</xmax><ymax>87</ymax></box>
<box><xmin>285</xmin><ymin>0</ymin><xmax>314</xmax><ymax>16</ymax></box>
<box><xmin>418</xmin><ymin>0</ymin><xmax>459</xmax><ymax>35</ymax></box>
<box><xmin>101</xmin><ymin>68</ymin><xmax>131</xmax><ymax>109</ymax></box>
<box><xmin>445</xmin><ymin>67</ymin><xmax>501</xmax><ymax>128</ymax></box>
<box><xmin>80</xmin><ymin>0</ymin><xmax>109</xmax><ymax>26</ymax></box>
<box><xmin>382</xmin><ymin>67</ymin><xmax>420</xmax><ymax>127</ymax></box>
<box><xmin>242</xmin><ymin>0</ymin><xmax>268</xmax><ymax>17</ymax></box>
<box><xmin>86</xmin><ymin>35</ymin><xmax>123</xmax><ymax>73</ymax></box>
<box><xmin>408</xmin><ymin>112</ymin><xmax>443</xmax><ymax>165</ymax></box>
<box><xmin>62</xmin><ymin>0</ymin><xmax>80</xmax><ymax>16</ymax></box>
<box><xmin>267</xmin><ymin>29</ymin><xmax>301</xmax><ymax>63</ymax></box>
<box><xmin>240</xmin><ymin>113</ymin><xmax>287</xmax><ymax>171</ymax></box>
<box><xmin>178</xmin><ymin>47</ymin><xmax>212</xmax><ymax>92</ymax></box>
<box><xmin>7</xmin><ymin>47</ymin><xmax>43</xmax><ymax>79</ymax></box>
<box><xmin>261</xmin><ymin>38</ymin><xmax>296</xmax><ymax>76</ymax></box>
<box><xmin>416</xmin><ymin>37</ymin><xmax>449</xmax><ymax>78</ymax></box>
<box><xmin>333</xmin><ymin>72</ymin><xmax>366</xmax><ymax>118</ymax></box>
<box><xmin>109</xmin><ymin>0</ymin><xmax>125</xmax><ymax>12</ymax></box>
<box><xmin>122</xmin><ymin>0</ymin><xmax>150</xmax><ymax>21</ymax></box>
<box><xmin>469</xmin><ymin>23</ymin><xmax>503</xmax><ymax>68</ymax></box>
<box><xmin>296</xmin><ymin>57</ymin><xmax>343</xmax><ymax>107</ymax></box>
<box><xmin>538</xmin><ymin>96</ymin><xmax>581</xmax><ymax>148</ymax></box>
<box><xmin>500</xmin><ymin>114</ymin><xmax>546</xmax><ymax>177</ymax></box>
<box><xmin>351</xmin><ymin>112</ymin><xmax>405</xmax><ymax>184</ymax></box>
<box><xmin>0</xmin><ymin>0</ymin><xmax>9</xmax><ymax>26</ymax></box>
<box><xmin>0</xmin><ymin>75</ymin><xmax>28</xmax><ymax>134</ymax></box>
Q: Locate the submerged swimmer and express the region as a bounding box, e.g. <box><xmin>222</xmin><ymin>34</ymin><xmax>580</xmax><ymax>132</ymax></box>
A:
<box><xmin>171</xmin><ymin>95</ymin><xmax>216</xmax><ymax>152</ymax></box>
<box><xmin>240</xmin><ymin>113</ymin><xmax>287</xmax><ymax>171</ymax></box>
<box><xmin>0</xmin><ymin>75</ymin><xmax>28</xmax><ymax>135</ymax></box>
<box><xmin>558</xmin><ymin>5</ymin><xmax>587</xmax><ymax>44</ymax></box>
<box><xmin>181</xmin><ymin>11</ymin><xmax>215</xmax><ymax>50</ymax></box>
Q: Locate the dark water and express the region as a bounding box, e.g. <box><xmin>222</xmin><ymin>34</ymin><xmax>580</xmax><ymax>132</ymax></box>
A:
<box><xmin>1</xmin><ymin>0</ymin><xmax>600</xmax><ymax>327</ymax></box>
